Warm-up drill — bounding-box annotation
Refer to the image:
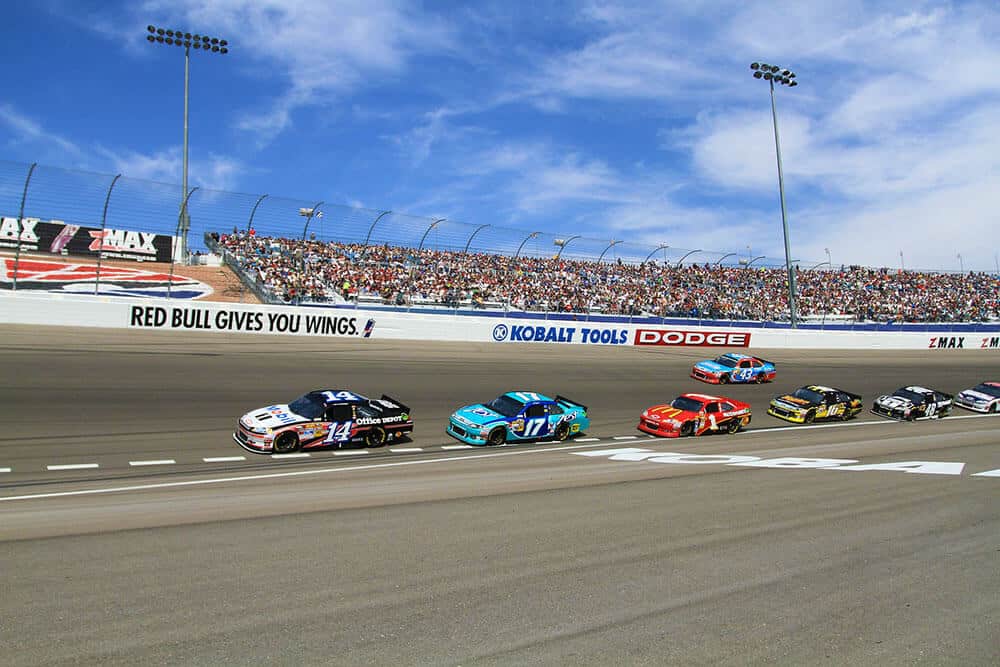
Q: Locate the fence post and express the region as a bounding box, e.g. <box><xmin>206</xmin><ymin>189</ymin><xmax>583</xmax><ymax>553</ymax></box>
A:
<box><xmin>94</xmin><ymin>173</ymin><xmax>122</xmax><ymax>295</ymax></box>
<box><xmin>247</xmin><ymin>194</ymin><xmax>268</xmax><ymax>232</ymax></box>
<box><xmin>168</xmin><ymin>186</ymin><xmax>199</xmax><ymax>299</ymax></box>
<box><xmin>362</xmin><ymin>210</ymin><xmax>392</xmax><ymax>246</ymax></box>
<box><xmin>11</xmin><ymin>162</ymin><xmax>38</xmax><ymax>292</ymax></box>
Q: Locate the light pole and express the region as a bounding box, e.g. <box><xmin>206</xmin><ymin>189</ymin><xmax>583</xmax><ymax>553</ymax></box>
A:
<box><xmin>825</xmin><ymin>247</ymin><xmax>831</xmax><ymax>267</ymax></box>
<box><xmin>957</xmin><ymin>253</ymin><xmax>964</xmax><ymax>274</ymax></box>
<box><xmin>298</xmin><ymin>203</ymin><xmax>323</xmax><ymax>302</ymax></box>
<box><xmin>900</xmin><ymin>250</ymin><xmax>905</xmax><ymax>272</ymax></box>
<box><xmin>751</xmin><ymin>61</ymin><xmax>799</xmax><ymax>327</ymax></box>
<box><xmin>146</xmin><ymin>25</ymin><xmax>229</xmax><ymax>264</ymax></box>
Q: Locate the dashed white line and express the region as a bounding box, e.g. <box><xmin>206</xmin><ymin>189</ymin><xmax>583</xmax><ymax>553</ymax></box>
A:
<box><xmin>442</xmin><ymin>444</ymin><xmax>475</xmax><ymax>450</ymax></box>
<box><xmin>203</xmin><ymin>456</ymin><xmax>247</xmax><ymax>463</ymax></box>
<box><xmin>389</xmin><ymin>448</ymin><xmax>423</xmax><ymax>453</ymax></box>
<box><xmin>572</xmin><ymin>438</ymin><xmax>601</xmax><ymax>442</ymax></box>
<box><xmin>612</xmin><ymin>435</ymin><xmax>638</xmax><ymax>440</ymax></box>
<box><xmin>0</xmin><ymin>468</ymin><xmax>10</xmax><ymax>473</ymax></box>
<box><xmin>46</xmin><ymin>463</ymin><xmax>99</xmax><ymax>471</ymax></box>
<box><xmin>270</xmin><ymin>453</ymin><xmax>310</xmax><ymax>459</ymax></box>
<box><xmin>129</xmin><ymin>459</ymin><xmax>176</xmax><ymax>467</ymax></box>
<box><xmin>334</xmin><ymin>450</ymin><xmax>369</xmax><ymax>456</ymax></box>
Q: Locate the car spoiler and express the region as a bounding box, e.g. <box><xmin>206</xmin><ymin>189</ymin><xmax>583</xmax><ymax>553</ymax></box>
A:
<box><xmin>936</xmin><ymin>390</ymin><xmax>954</xmax><ymax>401</ymax></box>
<box><xmin>843</xmin><ymin>390</ymin><xmax>863</xmax><ymax>401</ymax></box>
<box><xmin>556</xmin><ymin>395</ymin><xmax>588</xmax><ymax>412</ymax></box>
<box><xmin>378</xmin><ymin>394</ymin><xmax>411</xmax><ymax>414</ymax></box>
<box><xmin>754</xmin><ymin>356</ymin><xmax>776</xmax><ymax>367</ymax></box>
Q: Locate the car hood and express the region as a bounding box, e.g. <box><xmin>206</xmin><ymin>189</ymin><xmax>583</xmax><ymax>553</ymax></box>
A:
<box><xmin>875</xmin><ymin>395</ymin><xmax>915</xmax><ymax>409</ymax></box>
<box><xmin>694</xmin><ymin>361</ymin><xmax>730</xmax><ymax>373</ymax></box>
<box><xmin>451</xmin><ymin>404</ymin><xmax>507</xmax><ymax>427</ymax></box>
<box><xmin>772</xmin><ymin>395</ymin><xmax>814</xmax><ymax>409</ymax></box>
<box><xmin>958</xmin><ymin>389</ymin><xmax>995</xmax><ymax>402</ymax></box>
<box><xmin>240</xmin><ymin>404</ymin><xmax>311</xmax><ymax>430</ymax></box>
<box><xmin>642</xmin><ymin>405</ymin><xmax>698</xmax><ymax>422</ymax></box>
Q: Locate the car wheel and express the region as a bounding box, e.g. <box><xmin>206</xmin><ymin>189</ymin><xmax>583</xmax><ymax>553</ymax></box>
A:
<box><xmin>754</xmin><ymin>373</ymin><xmax>765</xmax><ymax>384</ymax></box>
<box><xmin>554</xmin><ymin>422</ymin><xmax>570</xmax><ymax>441</ymax></box>
<box><xmin>487</xmin><ymin>427</ymin><xmax>506</xmax><ymax>446</ymax></box>
<box><xmin>992</xmin><ymin>402</ymin><xmax>999</xmax><ymax>414</ymax></box>
<box><xmin>804</xmin><ymin>411</ymin><xmax>815</xmax><ymax>424</ymax></box>
<box><xmin>364</xmin><ymin>427</ymin><xmax>387</xmax><ymax>448</ymax></box>
<box><xmin>725</xmin><ymin>419</ymin><xmax>740</xmax><ymax>434</ymax></box>
<box><xmin>680</xmin><ymin>421</ymin><xmax>695</xmax><ymax>437</ymax></box>
<box><xmin>273</xmin><ymin>432</ymin><xmax>299</xmax><ymax>454</ymax></box>
<box><xmin>719</xmin><ymin>374</ymin><xmax>729</xmax><ymax>385</ymax></box>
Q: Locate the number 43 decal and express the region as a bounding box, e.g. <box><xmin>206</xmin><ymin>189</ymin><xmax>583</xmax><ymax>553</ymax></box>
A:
<box><xmin>324</xmin><ymin>421</ymin><xmax>354</xmax><ymax>443</ymax></box>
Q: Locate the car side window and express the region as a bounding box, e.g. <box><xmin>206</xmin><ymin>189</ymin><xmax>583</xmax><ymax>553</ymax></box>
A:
<box><xmin>705</xmin><ymin>402</ymin><xmax>720</xmax><ymax>414</ymax></box>
<box><xmin>526</xmin><ymin>404</ymin><xmax>546</xmax><ymax>418</ymax></box>
<box><xmin>752</xmin><ymin>360</ymin><xmax>763</xmax><ymax>368</ymax></box>
<box><xmin>738</xmin><ymin>360</ymin><xmax>751</xmax><ymax>368</ymax></box>
<box><xmin>325</xmin><ymin>404</ymin><xmax>354</xmax><ymax>422</ymax></box>
<box><xmin>720</xmin><ymin>402</ymin><xmax>735</xmax><ymax>411</ymax></box>
<box><xmin>548</xmin><ymin>404</ymin><xmax>564</xmax><ymax>415</ymax></box>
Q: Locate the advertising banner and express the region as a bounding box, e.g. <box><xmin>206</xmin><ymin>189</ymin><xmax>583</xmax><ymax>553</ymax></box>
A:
<box><xmin>0</xmin><ymin>217</ymin><xmax>174</xmax><ymax>262</ymax></box>
<box><xmin>633</xmin><ymin>329</ymin><xmax>752</xmax><ymax>347</ymax></box>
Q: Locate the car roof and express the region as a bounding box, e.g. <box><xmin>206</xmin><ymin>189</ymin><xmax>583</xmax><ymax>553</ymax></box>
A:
<box><xmin>312</xmin><ymin>390</ymin><xmax>368</xmax><ymax>404</ymax></box>
<box><xmin>681</xmin><ymin>393</ymin><xmax>722</xmax><ymax>402</ymax></box>
<box><xmin>901</xmin><ymin>386</ymin><xmax>932</xmax><ymax>393</ymax></box>
<box><xmin>719</xmin><ymin>352</ymin><xmax>750</xmax><ymax>361</ymax></box>
<box><xmin>502</xmin><ymin>391</ymin><xmax>554</xmax><ymax>404</ymax></box>
<box><xmin>805</xmin><ymin>385</ymin><xmax>836</xmax><ymax>392</ymax></box>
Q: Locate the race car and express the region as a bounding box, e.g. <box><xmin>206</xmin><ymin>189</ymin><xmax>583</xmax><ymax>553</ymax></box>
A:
<box><xmin>954</xmin><ymin>381</ymin><xmax>1000</xmax><ymax>413</ymax></box>
<box><xmin>690</xmin><ymin>353</ymin><xmax>776</xmax><ymax>384</ymax></box>
<box><xmin>233</xmin><ymin>389</ymin><xmax>413</xmax><ymax>453</ymax></box>
<box><xmin>637</xmin><ymin>393</ymin><xmax>751</xmax><ymax>437</ymax></box>
<box><xmin>767</xmin><ymin>385</ymin><xmax>863</xmax><ymax>424</ymax></box>
<box><xmin>447</xmin><ymin>391</ymin><xmax>589</xmax><ymax>446</ymax></box>
<box><xmin>871</xmin><ymin>386</ymin><xmax>953</xmax><ymax>421</ymax></box>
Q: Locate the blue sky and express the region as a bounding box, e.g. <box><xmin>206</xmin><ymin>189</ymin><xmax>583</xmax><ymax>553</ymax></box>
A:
<box><xmin>2</xmin><ymin>1</ymin><xmax>999</xmax><ymax>271</ymax></box>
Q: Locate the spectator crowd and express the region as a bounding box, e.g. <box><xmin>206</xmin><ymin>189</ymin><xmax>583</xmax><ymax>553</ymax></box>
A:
<box><xmin>216</xmin><ymin>232</ymin><xmax>1000</xmax><ymax>323</ymax></box>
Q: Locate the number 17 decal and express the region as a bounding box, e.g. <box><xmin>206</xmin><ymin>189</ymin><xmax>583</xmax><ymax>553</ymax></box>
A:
<box><xmin>524</xmin><ymin>418</ymin><xmax>546</xmax><ymax>437</ymax></box>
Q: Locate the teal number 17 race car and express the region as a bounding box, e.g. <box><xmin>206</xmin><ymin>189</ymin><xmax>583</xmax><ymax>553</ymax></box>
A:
<box><xmin>447</xmin><ymin>391</ymin><xmax>589</xmax><ymax>446</ymax></box>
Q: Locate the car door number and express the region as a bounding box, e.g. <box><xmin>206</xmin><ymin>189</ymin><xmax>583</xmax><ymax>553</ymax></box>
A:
<box><xmin>523</xmin><ymin>417</ymin><xmax>546</xmax><ymax>437</ymax></box>
<box><xmin>733</xmin><ymin>368</ymin><xmax>754</xmax><ymax>382</ymax></box>
<box><xmin>324</xmin><ymin>421</ymin><xmax>354</xmax><ymax>443</ymax></box>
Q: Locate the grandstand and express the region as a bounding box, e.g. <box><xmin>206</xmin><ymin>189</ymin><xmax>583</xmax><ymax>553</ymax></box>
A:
<box><xmin>2</xmin><ymin>159</ymin><xmax>998</xmax><ymax>325</ymax></box>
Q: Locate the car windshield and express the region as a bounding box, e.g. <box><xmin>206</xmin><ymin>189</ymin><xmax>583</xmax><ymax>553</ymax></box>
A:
<box><xmin>972</xmin><ymin>383</ymin><xmax>1000</xmax><ymax>398</ymax></box>
<box><xmin>288</xmin><ymin>393</ymin><xmax>326</xmax><ymax>419</ymax></box>
<box><xmin>712</xmin><ymin>356</ymin><xmax>738</xmax><ymax>368</ymax></box>
<box><xmin>670</xmin><ymin>396</ymin><xmax>705</xmax><ymax>412</ymax></box>
<box><xmin>484</xmin><ymin>395</ymin><xmax>525</xmax><ymax>417</ymax></box>
<box><xmin>791</xmin><ymin>388</ymin><xmax>825</xmax><ymax>404</ymax></box>
<box><xmin>892</xmin><ymin>389</ymin><xmax>925</xmax><ymax>404</ymax></box>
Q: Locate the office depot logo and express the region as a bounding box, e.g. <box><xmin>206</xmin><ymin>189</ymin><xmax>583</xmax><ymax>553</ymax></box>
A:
<box><xmin>634</xmin><ymin>329</ymin><xmax>752</xmax><ymax>347</ymax></box>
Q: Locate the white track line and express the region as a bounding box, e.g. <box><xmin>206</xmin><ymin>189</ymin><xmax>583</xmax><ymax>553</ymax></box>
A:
<box><xmin>46</xmin><ymin>463</ymin><xmax>99</xmax><ymax>471</ymax></box>
<box><xmin>442</xmin><ymin>444</ymin><xmax>474</xmax><ymax>450</ymax></box>
<box><xmin>203</xmin><ymin>456</ymin><xmax>247</xmax><ymax>463</ymax></box>
<box><xmin>0</xmin><ymin>468</ymin><xmax>10</xmax><ymax>473</ymax></box>
<box><xmin>612</xmin><ymin>435</ymin><xmax>638</xmax><ymax>440</ymax></box>
<box><xmin>389</xmin><ymin>447</ymin><xmax>423</xmax><ymax>453</ymax></box>
<box><xmin>572</xmin><ymin>438</ymin><xmax>601</xmax><ymax>442</ymax></box>
<box><xmin>334</xmin><ymin>450</ymin><xmax>368</xmax><ymax>456</ymax></box>
<box><xmin>0</xmin><ymin>442</ymin><xmax>617</xmax><ymax>502</ymax></box>
<box><xmin>129</xmin><ymin>459</ymin><xmax>176</xmax><ymax>467</ymax></box>
<box><xmin>270</xmin><ymin>453</ymin><xmax>310</xmax><ymax>459</ymax></box>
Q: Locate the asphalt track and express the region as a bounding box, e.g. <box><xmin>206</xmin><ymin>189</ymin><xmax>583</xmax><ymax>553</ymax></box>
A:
<box><xmin>0</xmin><ymin>323</ymin><xmax>997</xmax><ymax>665</ymax></box>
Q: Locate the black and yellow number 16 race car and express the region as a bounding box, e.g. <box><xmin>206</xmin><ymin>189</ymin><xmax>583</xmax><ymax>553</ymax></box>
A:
<box><xmin>767</xmin><ymin>385</ymin><xmax>863</xmax><ymax>424</ymax></box>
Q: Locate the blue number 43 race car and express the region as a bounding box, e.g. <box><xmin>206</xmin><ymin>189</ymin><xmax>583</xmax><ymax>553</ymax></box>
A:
<box><xmin>447</xmin><ymin>391</ymin><xmax>590</xmax><ymax>446</ymax></box>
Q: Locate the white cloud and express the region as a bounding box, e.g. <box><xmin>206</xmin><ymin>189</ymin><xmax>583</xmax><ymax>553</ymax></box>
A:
<box><xmin>0</xmin><ymin>104</ymin><xmax>82</xmax><ymax>157</ymax></box>
<box><xmin>97</xmin><ymin>145</ymin><xmax>245</xmax><ymax>191</ymax></box>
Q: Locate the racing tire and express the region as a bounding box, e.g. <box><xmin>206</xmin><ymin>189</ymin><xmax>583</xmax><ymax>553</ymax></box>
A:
<box><xmin>719</xmin><ymin>374</ymin><xmax>730</xmax><ymax>385</ymax></box>
<box><xmin>487</xmin><ymin>428</ymin><xmax>507</xmax><ymax>446</ymax></box>
<box><xmin>554</xmin><ymin>422</ymin><xmax>570</xmax><ymax>442</ymax></box>
<box><xmin>364</xmin><ymin>427</ymin><xmax>387</xmax><ymax>448</ymax></box>
<box><xmin>754</xmin><ymin>373</ymin><xmax>765</xmax><ymax>384</ymax></box>
<box><xmin>273</xmin><ymin>432</ymin><xmax>300</xmax><ymax>454</ymax></box>
<box><xmin>680</xmin><ymin>421</ymin><xmax>695</xmax><ymax>437</ymax></box>
<box><xmin>992</xmin><ymin>403</ymin><xmax>999</xmax><ymax>414</ymax></box>
<box><xmin>803</xmin><ymin>411</ymin><xmax>815</xmax><ymax>424</ymax></box>
<box><xmin>725</xmin><ymin>419</ymin><xmax>741</xmax><ymax>434</ymax></box>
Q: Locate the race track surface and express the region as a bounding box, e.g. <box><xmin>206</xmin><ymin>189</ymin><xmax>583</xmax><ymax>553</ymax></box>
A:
<box><xmin>1</xmin><ymin>324</ymin><xmax>997</xmax><ymax>665</ymax></box>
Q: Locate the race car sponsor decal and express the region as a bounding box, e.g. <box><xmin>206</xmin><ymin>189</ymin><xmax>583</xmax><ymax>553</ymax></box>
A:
<box><xmin>492</xmin><ymin>324</ymin><xmax>629</xmax><ymax>345</ymax></box>
<box><xmin>129</xmin><ymin>305</ymin><xmax>364</xmax><ymax>336</ymax></box>
<box><xmin>574</xmin><ymin>448</ymin><xmax>999</xmax><ymax>478</ymax></box>
<box><xmin>1</xmin><ymin>257</ymin><xmax>212</xmax><ymax>299</ymax></box>
<box><xmin>1</xmin><ymin>217</ymin><xmax>174</xmax><ymax>262</ymax></box>
<box><xmin>634</xmin><ymin>330</ymin><xmax>751</xmax><ymax>347</ymax></box>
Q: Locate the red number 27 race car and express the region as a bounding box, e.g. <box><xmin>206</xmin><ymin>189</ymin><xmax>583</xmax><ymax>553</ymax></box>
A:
<box><xmin>234</xmin><ymin>390</ymin><xmax>413</xmax><ymax>454</ymax></box>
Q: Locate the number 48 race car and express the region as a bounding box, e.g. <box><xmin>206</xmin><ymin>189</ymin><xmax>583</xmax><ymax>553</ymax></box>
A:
<box><xmin>234</xmin><ymin>390</ymin><xmax>413</xmax><ymax>453</ymax></box>
<box><xmin>871</xmin><ymin>386</ymin><xmax>953</xmax><ymax>421</ymax></box>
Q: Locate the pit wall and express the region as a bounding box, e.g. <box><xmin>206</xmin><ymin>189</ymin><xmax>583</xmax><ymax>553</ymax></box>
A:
<box><xmin>2</xmin><ymin>292</ymin><xmax>998</xmax><ymax>351</ymax></box>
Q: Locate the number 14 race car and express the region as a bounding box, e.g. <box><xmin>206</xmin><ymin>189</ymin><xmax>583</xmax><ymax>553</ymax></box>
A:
<box><xmin>234</xmin><ymin>390</ymin><xmax>413</xmax><ymax>453</ymax></box>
